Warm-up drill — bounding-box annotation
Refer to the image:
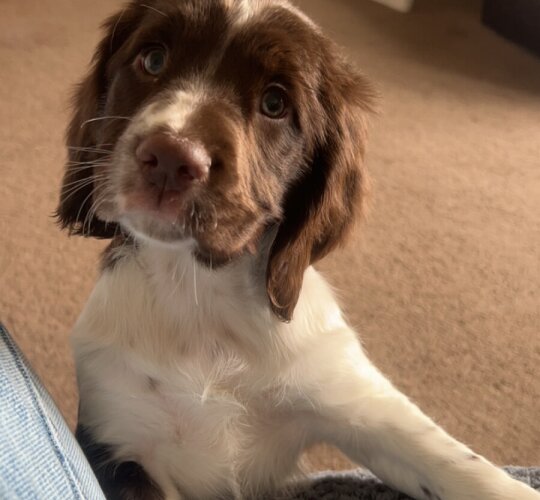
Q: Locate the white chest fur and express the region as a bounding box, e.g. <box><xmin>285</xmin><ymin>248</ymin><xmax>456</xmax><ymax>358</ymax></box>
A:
<box><xmin>70</xmin><ymin>243</ymin><xmax>539</xmax><ymax>500</ymax></box>
<box><xmin>72</xmin><ymin>243</ymin><xmax>346</xmax><ymax>498</ymax></box>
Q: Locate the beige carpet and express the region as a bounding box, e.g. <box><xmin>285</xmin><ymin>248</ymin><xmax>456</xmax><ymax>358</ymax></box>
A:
<box><xmin>0</xmin><ymin>0</ymin><xmax>539</xmax><ymax>471</ymax></box>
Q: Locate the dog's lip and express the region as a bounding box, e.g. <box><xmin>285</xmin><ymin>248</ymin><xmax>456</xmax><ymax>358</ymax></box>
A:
<box><xmin>117</xmin><ymin>187</ymin><xmax>192</xmax><ymax>224</ymax></box>
<box><xmin>118</xmin><ymin>210</ymin><xmax>190</xmax><ymax>239</ymax></box>
<box><xmin>156</xmin><ymin>188</ymin><xmax>187</xmax><ymax>209</ymax></box>
<box><xmin>119</xmin><ymin>214</ymin><xmax>197</xmax><ymax>250</ymax></box>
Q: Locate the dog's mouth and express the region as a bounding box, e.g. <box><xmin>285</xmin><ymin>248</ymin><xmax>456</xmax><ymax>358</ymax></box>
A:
<box><xmin>106</xmin><ymin>131</ymin><xmax>218</xmax><ymax>245</ymax></box>
<box><xmin>114</xmin><ymin>182</ymin><xmax>266</xmax><ymax>265</ymax></box>
<box><xmin>117</xmin><ymin>188</ymin><xmax>212</xmax><ymax>245</ymax></box>
<box><xmin>121</xmin><ymin>184</ymin><xmax>194</xmax><ymax>224</ymax></box>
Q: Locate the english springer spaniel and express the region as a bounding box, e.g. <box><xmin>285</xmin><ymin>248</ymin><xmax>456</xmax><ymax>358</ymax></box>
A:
<box><xmin>57</xmin><ymin>1</ymin><xmax>540</xmax><ymax>499</ymax></box>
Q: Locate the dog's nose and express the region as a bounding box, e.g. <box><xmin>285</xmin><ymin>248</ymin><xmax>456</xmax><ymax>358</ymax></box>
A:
<box><xmin>136</xmin><ymin>134</ymin><xmax>211</xmax><ymax>192</ymax></box>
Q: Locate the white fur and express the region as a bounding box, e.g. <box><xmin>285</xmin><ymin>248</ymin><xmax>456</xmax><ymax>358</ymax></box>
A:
<box><xmin>111</xmin><ymin>85</ymin><xmax>206</xmax><ymax>223</ymax></box>
<box><xmin>119</xmin><ymin>85</ymin><xmax>205</xmax><ymax>144</ymax></box>
<box><xmin>73</xmin><ymin>1</ymin><xmax>539</xmax><ymax>498</ymax></box>
<box><xmin>73</xmin><ymin>242</ymin><xmax>539</xmax><ymax>500</ymax></box>
<box><xmin>223</xmin><ymin>0</ymin><xmax>316</xmax><ymax>30</ymax></box>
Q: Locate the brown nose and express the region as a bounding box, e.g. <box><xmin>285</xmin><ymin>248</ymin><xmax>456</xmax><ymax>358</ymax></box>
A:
<box><xmin>136</xmin><ymin>134</ymin><xmax>211</xmax><ymax>192</ymax></box>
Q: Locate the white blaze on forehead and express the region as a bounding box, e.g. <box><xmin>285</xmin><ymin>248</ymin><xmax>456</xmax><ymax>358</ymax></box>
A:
<box><xmin>221</xmin><ymin>0</ymin><xmax>267</xmax><ymax>22</ymax></box>
<box><xmin>122</xmin><ymin>0</ymin><xmax>320</xmax><ymax>141</ymax></box>
<box><xmin>234</xmin><ymin>0</ymin><xmax>276</xmax><ymax>24</ymax></box>
<box><xmin>128</xmin><ymin>86</ymin><xmax>206</xmax><ymax>137</ymax></box>
<box><xmin>222</xmin><ymin>0</ymin><xmax>317</xmax><ymax>29</ymax></box>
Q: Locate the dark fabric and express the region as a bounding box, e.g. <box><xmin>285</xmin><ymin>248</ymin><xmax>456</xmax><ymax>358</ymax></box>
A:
<box><xmin>283</xmin><ymin>467</ymin><xmax>540</xmax><ymax>499</ymax></box>
<box><xmin>483</xmin><ymin>0</ymin><xmax>540</xmax><ymax>56</ymax></box>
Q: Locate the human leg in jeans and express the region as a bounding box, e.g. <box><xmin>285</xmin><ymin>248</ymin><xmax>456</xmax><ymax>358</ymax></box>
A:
<box><xmin>0</xmin><ymin>323</ymin><xmax>104</xmax><ymax>500</ymax></box>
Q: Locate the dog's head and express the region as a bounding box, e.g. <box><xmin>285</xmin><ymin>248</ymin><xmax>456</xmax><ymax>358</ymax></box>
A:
<box><xmin>57</xmin><ymin>0</ymin><xmax>373</xmax><ymax>321</ymax></box>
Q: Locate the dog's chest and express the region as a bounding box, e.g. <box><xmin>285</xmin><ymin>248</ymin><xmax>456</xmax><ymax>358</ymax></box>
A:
<box><xmin>79</xmin><ymin>339</ymin><xmax>304</xmax><ymax>498</ymax></box>
<box><xmin>74</xmin><ymin>251</ymin><xmax>313</xmax><ymax>496</ymax></box>
<box><xmin>101</xmin><ymin>350</ymin><xmax>256</xmax><ymax>453</ymax></box>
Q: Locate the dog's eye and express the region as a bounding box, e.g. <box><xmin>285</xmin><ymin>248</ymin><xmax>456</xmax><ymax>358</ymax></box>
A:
<box><xmin>140</xmin><ymin>47</ymin><xmax>167</xmax><ymax>76</ymax></box>
<box><xmin>260</xmin><ymin>85</ymin><xmax>288</xmax><ymax>119</ymax></box>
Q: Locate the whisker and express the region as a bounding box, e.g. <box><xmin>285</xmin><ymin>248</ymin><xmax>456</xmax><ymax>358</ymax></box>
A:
<box><xmin>83</xmin><ymin>187</ymin><xmax>110</xmax><ymax>236</ymax></box>
<box><xmin>60</xmin><ymin>179</ymin><xmax>100</xmax><ymax>202</ymax></box>
<box><xmin>80</xmin><ymin>116</ymin><xmax>132</xmax><ymax>128</ymax></box>
<box><xmin>79</xmin><ymin>176</ymin><xmax>114</xmax><ymax>235</ymax></box>
<box><xmin>61</xmin><ymin>177</ymin><xmax>96</xmax><ymax>191</ymax></box>
<box><xmin>178</xmin><ymin>258</ymin><xmax>189</xmax><ymax>285</ymax></box>
<box><xmin>65</xmin><ymin>159</ymin><xmax>105</xmax><ymax>165</ymax></box>
<box><xmin>211</xmin><ymin>203</ymin><xmax>218</xmax><ymax>230</ymax></box>
<box><xmin>61</xmin><ymin>172</ymin><xmax>107</xmax><ymax>188</ymax></box>
<box><xmin>82</xmin><ymin>196</ymin><xmax>99</xmax><ymax>235</ymax></box>
<box><xmin>110</xmin><ymin>8</ymin><xmax>127</xmax><ymax>52</ymax></box>
<box><xmin>171</xmin><ymin>258</ymin><xmax>184</xmax><ymax>297</ymax></box>
<box><xmin>64</xmin><ymin>168</ymin><xmax>108</xmax><ymax>176</ymax></box>
<box><xmin>67</xmin><ymin>143</ymin><xmax>114</xmax><ymax>149</ymax></box>
<box><xmin>140</xmin><ymin>3</ymin><xmax>168</xmax><ymax>17</ymax></box>
<box><xmin>67</xmin><ymin>146</ymin><xmax>112</xmax><ymax>155</ymax></box>
<box><xmin>67</xmin><ymin>145</ymin><xmax>112</xmax><ymax>150</ymax></box>
<box><xmin>64</xmin><ymin>163</ymin><xmax>110</xmax><ymax>172</ymax></box>
<box><xmin>74</xmin><ymin>182</ymin><xmax>100</xmax><ymax>230</ymax></box>
<box><xmin>64</xmin><ymin>162</ymin><xmax>110</xmax><ymax>170</ymax></box>
<box><xmin>193</xmin><ymin>260</ymin><xmax>199</xmax><ymax>307</ymax></box>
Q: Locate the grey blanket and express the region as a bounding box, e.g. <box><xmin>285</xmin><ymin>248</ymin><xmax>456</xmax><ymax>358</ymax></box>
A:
<box><xmin>282</xmin><ymin>467</ymin><xmax>540</xmax><ymax>499</ymax></box>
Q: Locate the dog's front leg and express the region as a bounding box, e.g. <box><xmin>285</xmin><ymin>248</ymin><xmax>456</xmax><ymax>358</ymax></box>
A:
<box><xmin>300</xmin><ymin>328</ymin><xmax>539</xmax><ymax>500</ymax></box>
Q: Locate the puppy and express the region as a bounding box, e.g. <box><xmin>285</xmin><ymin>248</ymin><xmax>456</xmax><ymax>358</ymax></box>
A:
<box><xmin>57</xmin><ymin>1</ymin><xmax>540</xmax><ymax>499</ymax></box>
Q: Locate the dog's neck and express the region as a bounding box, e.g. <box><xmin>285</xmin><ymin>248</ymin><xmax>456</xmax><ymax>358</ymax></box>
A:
<box><xmin>86</xmin><ymin>228</ymin><xmax>322</xmax><ymax>368</ymax></box>
<box><xmin>87</xmin><ymin>240</ymin><xmax>260</xmax><ymax>364</ymax></box>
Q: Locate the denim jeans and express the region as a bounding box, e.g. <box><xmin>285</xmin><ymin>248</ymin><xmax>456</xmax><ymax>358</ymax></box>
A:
<box><xmin>0</xmin><ymin>323</ymin><xmax>104</xmax><ymax>500</ymax></box>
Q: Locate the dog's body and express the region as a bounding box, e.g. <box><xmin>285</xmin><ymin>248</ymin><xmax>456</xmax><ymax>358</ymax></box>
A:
<box><xmin>58</xmin><ymin>1</ymin><xmax>540</xmax><ymax>499</ymax></box>
<box><xmin>73</xmin><ymin>242</ymin><xmax>538</xmax><ymax>500</ymax></box>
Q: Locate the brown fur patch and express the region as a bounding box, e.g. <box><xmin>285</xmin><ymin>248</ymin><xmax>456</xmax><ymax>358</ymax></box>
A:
<box><xmin>57</xmin><ymin>0</ymin><xmax>374</xmax><ymax>320</ymax></box>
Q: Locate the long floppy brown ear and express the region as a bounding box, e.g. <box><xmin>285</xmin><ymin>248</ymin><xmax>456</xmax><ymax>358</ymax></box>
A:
<box><xmin>266</xmin><ymin>50</ymin><xmax>374</xmax><ymax>322</ymax></box>
<box><xmin>56</xmin><ymin>6</ymin><xmax>141</xmax><ymax>238</ymax></box>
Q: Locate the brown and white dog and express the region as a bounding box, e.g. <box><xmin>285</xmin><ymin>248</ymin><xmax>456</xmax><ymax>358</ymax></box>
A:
<box><xmin>57</xmin><ymin>1</ymin><xmax>540</xmax><ymax>499</ymax></box>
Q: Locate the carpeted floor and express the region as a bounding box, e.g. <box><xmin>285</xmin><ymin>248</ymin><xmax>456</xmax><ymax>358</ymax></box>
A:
<box><xmin>0</xmin><ymin>0</ymin><xmax>539</xmax><ymax>471</ymax></box>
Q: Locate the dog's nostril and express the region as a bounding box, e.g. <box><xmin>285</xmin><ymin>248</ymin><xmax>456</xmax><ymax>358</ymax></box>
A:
<box><xmin>177</xmin><ymin>165</ymin><xmax>195</xmax><ymax>180</ymax></box>
<box><xmin>136</xmin><ymin>134</ymin><xmax>211</xmax><ymax>192</ymax></box>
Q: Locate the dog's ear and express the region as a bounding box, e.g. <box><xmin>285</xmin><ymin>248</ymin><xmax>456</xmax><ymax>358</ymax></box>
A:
<box><xmin>266</xmin><ymin>49</ymin><xmax>374</xmax><ymax>322</ymax></box>
<box><xmin>56</xmin><ymin>6</ymin><xmax>141</xmax><ymax>238</ymax></box>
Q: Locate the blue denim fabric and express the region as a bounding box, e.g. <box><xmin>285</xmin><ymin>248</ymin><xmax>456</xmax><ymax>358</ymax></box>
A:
<box><xmin>0</xmin><ymin>324</ymin><xmax>105</xmax><ymax>500</ymax></box>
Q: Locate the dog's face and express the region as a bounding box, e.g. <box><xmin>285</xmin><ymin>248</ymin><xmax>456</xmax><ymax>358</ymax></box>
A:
<box><xmin>58</xmin><ymin>0</ymin><xmax>373</xmax><ymax>320</ymax></box>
